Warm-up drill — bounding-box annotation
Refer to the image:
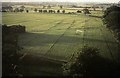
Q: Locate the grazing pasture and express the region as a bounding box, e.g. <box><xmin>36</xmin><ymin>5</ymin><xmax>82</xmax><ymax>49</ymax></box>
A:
<box><xmin>2</xmin><ymin>12</ymin><xmax>119</xmax><ymax>76</ymax></box>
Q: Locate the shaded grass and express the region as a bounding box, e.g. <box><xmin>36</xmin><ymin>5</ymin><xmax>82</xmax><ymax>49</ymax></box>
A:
<box><xmin>2</xmin><ymin>12</ymin><xmax>120</xmax><ymax>76</ymax></box>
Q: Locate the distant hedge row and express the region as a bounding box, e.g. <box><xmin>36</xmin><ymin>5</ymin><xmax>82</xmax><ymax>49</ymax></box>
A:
<box><xmin>103</xmin><ymin>6</ymin><xmax>120</xmax><ymax>42</ymax></box>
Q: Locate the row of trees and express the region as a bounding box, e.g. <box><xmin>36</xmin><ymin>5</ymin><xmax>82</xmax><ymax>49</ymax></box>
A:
<box><xmin>103</xmin><ymin>6</ymin><xmax>120</xmax><ymax>41</ymax></box>
<box><xmin>34</xmin><ymin>8</ymin><xmax>90</xmax><ymax>14</ymax></box>
<box><xmin>42</xmin><ymin>5</ymin><xmax>63</xmax><ymax>9</ymax></box>
<box><xmin>34</xmin><ymin>8</ymin><xmax>65</xmax><ymax>13</ymax></box>
<box><xmin>2</xmin><ymin>5</ymin><xmax>29</xmax><ymax>13</ymax></box>
<box><xmin>72</xmin><ymin>5</ymin><xmax>101</xmax><ymax>11</ymax></box>
<box><xmin>2</xmin><ymin>5</ymin><xmax>90</xmax><ymax>14</ymax></box>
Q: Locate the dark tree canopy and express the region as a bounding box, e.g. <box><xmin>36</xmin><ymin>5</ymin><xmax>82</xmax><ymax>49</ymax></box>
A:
<box><xmin>103</xmin><ymin>5</ymin><xmax>120</xmax><ymax>42</ymax></box>
<box><xmin>83</xmin><ymin>8</ymin><xmax>91</xmax><ymax>14</ymax></box>
<box><xmin>103</xmin><ymin>6</ymin><xmax>120</xmax><ymax>18</ymax></box>
<box><xmin>60</xmin><ymin>5</ymin><xmax>63</xmax><ymax>9</ymax></box>
<box><xmin>34</xmin><ymin>8</ymin><xmax>37</xmax><ymax>12</ymax></box>
<box><xmin>62</xmin><ymin>46</ymin><xmax>119</xmax><ymax>78</ymax></box>
<box><xmin>62</xmin><ymin>10</ymin><xmax>65</xmax><ymax>13</ymax></box>
<box><xmin>57</xmin><ymin>10</ymin><xmax>60</xmax><ymax>13</ymax></box>
<box><xmin>77</xmin><ymin>10</ymin><xmax>81</xmax><ymax>13</ymax></box>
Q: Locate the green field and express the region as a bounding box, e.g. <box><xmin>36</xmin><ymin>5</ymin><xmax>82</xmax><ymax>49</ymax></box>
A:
<box><xmin>2</xmin><ymin>12</ymin><xmax>119</xmax><ymax>76</ymax></box>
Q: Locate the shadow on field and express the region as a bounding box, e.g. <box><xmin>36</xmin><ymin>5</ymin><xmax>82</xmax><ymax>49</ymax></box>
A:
<box><xmin>19</xmin><ymin>32</ymin><xmax>116</xmax><ymax>47</ymax></box>
<box><xmin>88</xmin><ymin>15</ymin><xmax>102</xmax><ymax>18</ymax></box>
<box><xmin>18</xmin><ymin>44</ymin><xmax>120</xmax><ymax>77</ymax></box>
<box><xmin>86</xmin><ymin>55</ymin><xmax>120</xmax><ymax>78</ymax></box>
<box><xmin>61</xmin><ymin>46</ymin><xmax>120</xmax><ymax>77</ymax></box>
<box><xmin>17</xmin><ymin>32</ymin><xmax>120</xmax><ymax>77</ymax></box>
<box><xmin>18</xmin><ymin>54</ymin><xmax>64</xmax><ymax>76</ymax></box>
<box><xmin>64</xmin><ymin>51</ymin><xmax>120</xmax><ymax>78</ymax></box>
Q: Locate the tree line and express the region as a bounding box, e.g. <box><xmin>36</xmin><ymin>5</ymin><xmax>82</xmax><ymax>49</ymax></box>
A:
<box><xmin>103</xmin><ymin>5</ymin><xmax>120</xmax><ymax>42</ymax></box>
<box><xmin>2</xmin><ymin>5</ymin><xmax>91</xmax><ymax>14</ymax></box>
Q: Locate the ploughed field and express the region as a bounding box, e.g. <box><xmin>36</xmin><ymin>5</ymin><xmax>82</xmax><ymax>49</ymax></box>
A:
<box><xmin>2</xmin><ymin>12</ymin><xmax>119</xmax><ymax>76</ymax></box>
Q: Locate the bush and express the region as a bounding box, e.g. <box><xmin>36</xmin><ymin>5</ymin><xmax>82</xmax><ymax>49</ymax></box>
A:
<box><xmin>83</xmin><ymin>8</ymin><xmax>91</xmax><ymax>14</ymax></box>
<box><xmin>103</xmin><ymin>6</ymin><xmax>120</xmax><ymax>41</ymax></box>
<box><xmin>104</xmin><ymin>11</ymin><xmax>120</xmax><ymax>29</ymax></box>
<box><xmin>77</xmin><ymin>10</ymin><xmax>81</xmax><ymax>13</ymax></box>
<box><xmin>62</xmin><ymin>46</ymin><xmax>119</xmax><ymax>78</ymax></box>
<box><xmin>103</xmin><ymin>6</ymin><xmax>120</xmax><ymax>18</ymax></box>
<box><xmin>62</xmin><ymin>10</ymin><xmax>65</xmax><ymax>13</ymax></box>
<box><xmin>2</xmin><ymin>24</ymin><xmax>25</xmax><ymax>77</ymax></box>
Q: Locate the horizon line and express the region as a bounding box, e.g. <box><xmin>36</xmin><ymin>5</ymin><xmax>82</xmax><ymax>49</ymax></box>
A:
<box><xmin>2</xmin><ymin>1</ymin><xmax>118</xmax><ymax>3</ymax></box>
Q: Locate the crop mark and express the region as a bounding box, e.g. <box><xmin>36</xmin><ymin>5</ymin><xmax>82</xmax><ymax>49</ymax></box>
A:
<box><xmin>82</xmin><ymin>18</ymin><xmax>90</xmax><ymax>46</ymax></box>
<box><xmin>19</xmin><ymin>18</ymin><xmax>69</xmax><ymax>46</ymax></box>
<box><xmin>45</xmin><ymin>20</ymin><xmax>76</xmax><ymax>55</ymax></box>
<box><xmin>100</xmin><ymin>26</ymin><xmax>115</xmax><ymax>62</ymax></box>
<box><xmin>9</xmin><ymin>18</ymin><xmax>58</xmax><ymax>26</ymax></box>
<box><xmin>46</xmin><ymin>20</ymin><xmax>64</xmax><ymax>31</ymax></box>
<box><xmin>84</xmin><ymin>18</ymin><xmax>115</xmax><ymax>61</ymax></box>
<box><xmin>68</xmin><ymin>19</ymin><xmax>90</xmax><ymax>61</ymax></box>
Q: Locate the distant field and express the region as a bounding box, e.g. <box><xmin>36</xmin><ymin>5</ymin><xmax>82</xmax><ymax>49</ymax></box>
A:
<box><xmin>2</xmin><ymin>12</ymin><xmax>119</xmax><ymax>76</ymax></box>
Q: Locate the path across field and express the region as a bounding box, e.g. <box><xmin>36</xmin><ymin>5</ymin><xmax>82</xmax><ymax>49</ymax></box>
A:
<box><xmin>3</xmin><ymin>13</ymin><xmax>119</xmax><ymax>76</ymax></box>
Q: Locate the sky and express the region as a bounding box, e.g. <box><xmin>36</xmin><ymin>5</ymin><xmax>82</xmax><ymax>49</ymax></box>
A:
<box><xmin>2</xmin><ymin>0</ymin><xmax>120</xmax><ymax>3</ymax></box>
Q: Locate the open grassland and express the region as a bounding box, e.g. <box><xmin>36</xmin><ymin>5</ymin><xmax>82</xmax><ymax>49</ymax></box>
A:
<box><xmin>2</xmin><ymin>12</ymin><xmax>119</xmax><ymax>76</ymax></box>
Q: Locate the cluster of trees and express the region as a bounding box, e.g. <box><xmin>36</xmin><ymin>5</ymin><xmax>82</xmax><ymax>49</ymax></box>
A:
<box><xmin>42</xmin><ymin>5</ymin><xmax>63</xmax><ymax>9</ymax></box>
<box><xmin>35</xmin><ymin>9</ymin><xmax>66</xmax><ymax>14</ymax></box>
<box><xmin>2</xmin><ymin>5</ymin><xmax>29</xmax><ymax>13</ymax></box>
<box><xmin>62</xmin><ymin>46</ymin><xmax>119</xmax><ymax>78</ymax></box>
<box><xmin>68</xmin><ymin>8</ymin><xmax>90</xmax><ymax>14</ymax></box>
<box><xmin>72</xmin><ymin>5</ymin><xmax>100</xmax><ymax>11</ymax></box>
<box><xmin>77</xmin><ymin>10</ymin><xmax>82</xmax><ymax>13</ymax></box>
<box><xmin>2</xmin><ymin>25</ymin><xmax>26</xmax><ymax>77</ymax></box>
<box><xmin>36</xmin><ymin>9</ymin><xmax>89</xmax><ymax>14</ymax></box>
<box><xmin>2</xmin><ymin>5</ymin><xmax>90</xmax><ymax>15</ymax></box>
<box><xmin>103</xmin><ymin>6</ymin><xmax>120</xmax><ymax>41</ymax></box>
<box><xmin>2</xmin><ymin>6</ymin><xmax>13</xmax><ymax>12</ymax></box>
<box><xmin>82</xmin><ymin>8</ymin><xmax>91</xmax><ymax>14</ymax></box>
<box><xmin>42</xmin><ymin>5</ymin><xmax>51</xmax><ymax>9</ymax></box>
<box><xmin>14</xmin><ymin>6</ymin><xmax>29</xmax><ymax>13</ymax></box>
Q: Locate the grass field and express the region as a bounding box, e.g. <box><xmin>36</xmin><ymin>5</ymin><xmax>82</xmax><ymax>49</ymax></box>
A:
<box><xmin>2</xmin><ymin>12</ymin><xmax>119</xmax><ymax>76</ymax></box>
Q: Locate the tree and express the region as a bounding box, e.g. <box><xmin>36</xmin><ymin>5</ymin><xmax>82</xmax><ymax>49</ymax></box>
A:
<box><xmin>42</xmin><ymin>5</ymin><xmax>46</xmax><ymax>9</ymax></box>
<box><xmin>92</xmin><ymin>6</ymin><xmax>96</xmax><ymax>11</ymax></box>
<box><xmin>19</xmin><ymin>9</ymin><xmax>24</xmax><ymax>12</ymax></box>
<box><xmin>102</xmin><ymin>6</ymin><xmax>120</xmax><ymax>42</ymax></box>
<box><xmin>20</xmin><ymin>6</ymin><xmax>25</xmax><ymax>10</ymax></box>
<box><xmin>103</xmin><ymin>6</ymin><xmax>120</xmax><ymax>18</ymax></box>
<box><xmin>62</xmin><ymin>46</ymin><xmax>119</xmax><ymax>78</ymax></box>
<box><xmin>47</xmin><ymin>5</ymin><xmax>51</xmax><ymax>9</ymax></box>
<box><xmin>20</xmin><ymin>5</ymin><xmax>25</xmax><ymax>11</ymax></box>
<box><xmin>60</xmin><ymin>5</ymin><xmax>63</xmax><ymax>9</ymax></box>
<box><xmin>39</xmin><ymin>10</ymin><xmax>42</xmax><ymax>13</ymax></box>
<box><xmin>57</xmin><ymin>10</ymin><xmax>60</xmax><ymax>13</ymax></box>
<box><xmin>103</xmin><ymin>6</ymin><xmax>120</xmax><ymax>29</ymax></box>
<box><xmin>83</xmin><ymin>8</ymin><xmax>91</xmax><ymax>14</ymax></box>
<box><xmin>34</xmin><ymin>8</ymin><xmax>37</xmax><ymax>12</ymax></box>
<box><xmin>14</xmin><ymin>8</ymin><xmax>19</xmax><ymax>12</ymax></box>
<box><xmin>62</xmin><ymin>10</ymin><xmax>65</xmax><ymax>13</ymax></box>
<box><xmin>77</xmin><ymin>10</ymin><xmax>81</xmax><ymax>13</ymax></box>
<box><xmin>63</xmin><ymin>46</ymin><xmax>99</xmax><ymax>77</ymax></box>
<box><xmin>26</xmin><ymin>10</ymin><xmax>29</xmax><ymax>13</ymax></box>
<box><xmin>104</xmin><ymin>11</ymin><xmax>120</xmax><ymax>28</ymax></box>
